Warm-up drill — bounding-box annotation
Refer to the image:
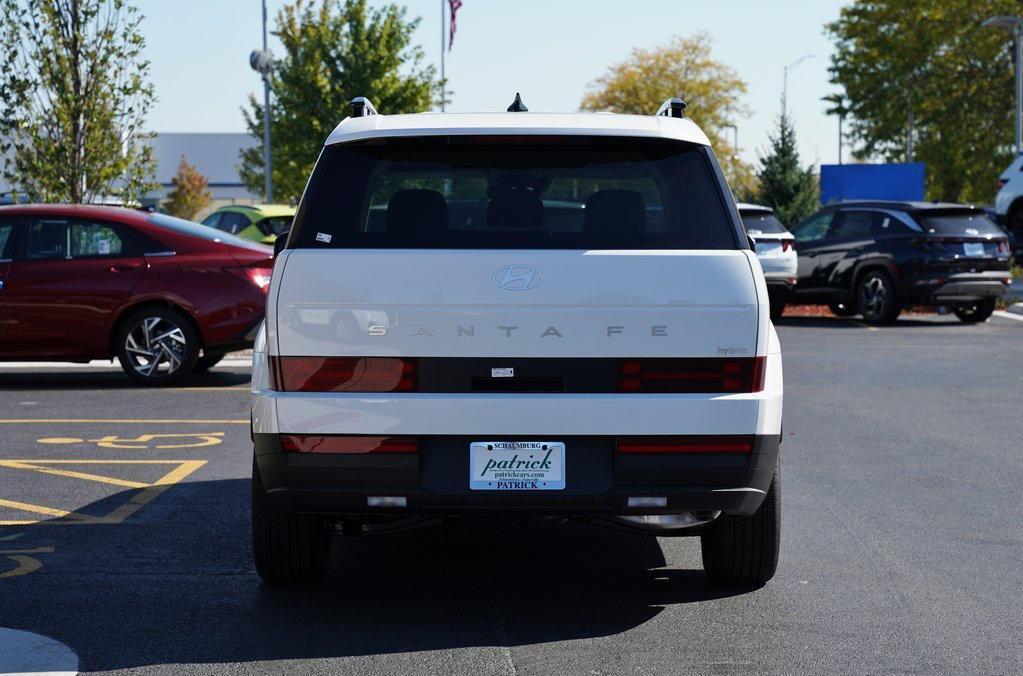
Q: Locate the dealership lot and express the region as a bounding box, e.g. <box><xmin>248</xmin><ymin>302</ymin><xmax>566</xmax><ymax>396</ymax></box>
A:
<box><xmin>0</xmin><ymin>315</ymin><xmax>1020</xmax><ymax>675</ymax></box>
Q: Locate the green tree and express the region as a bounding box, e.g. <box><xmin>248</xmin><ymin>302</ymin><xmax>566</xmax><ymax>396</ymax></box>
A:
<box><xmin>0</xmin><ymin>0</ymin><xmax>156</xmax><ymax>203</ymax></box>
<box><xmin>240</xmin><ymin>0</ymin><xmax>440</xmax><ymax>202</ymax></box>
<box><xmin>580</xmin><ymin>33</ymin><xmax>756</xmax><ymax>197</ymax></box>
<box><xmin>827</xmin><ymin>0</ymin><xmax>1017</xmax><ymax>202</ymax></box>
<box><xmin>756</xmin><ymin>113</ymin><xmax>819</xmax><ymax>226</ymax></box>
<box><xmin>163</xmin><ymin>155</ymin><xmax>212</xmax><ymax>220</ymax></box>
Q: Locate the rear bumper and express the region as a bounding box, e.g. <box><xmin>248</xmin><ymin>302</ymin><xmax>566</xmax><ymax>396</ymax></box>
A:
<box><xmin>906</xmin><ymin>271</ymin><xmax>1011</xmax><ymax>303</ymax></box>
<box><xmin>254</xmin><ymin>433</ymin><xmax>780</xmax><ymax>518</ymax></box>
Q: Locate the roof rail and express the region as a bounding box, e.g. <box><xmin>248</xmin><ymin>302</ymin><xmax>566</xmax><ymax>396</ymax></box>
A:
<box><xmin>655</xmin><ymin>97</ymin><xmax>687</xmax><ymax>119</ymax></box>
<box><xmin>350</xmin><ymin>96</ymin><xmax>378</xmax><ymax>118</ymax></box>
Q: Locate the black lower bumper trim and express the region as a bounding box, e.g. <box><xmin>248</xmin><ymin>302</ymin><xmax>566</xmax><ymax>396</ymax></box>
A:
<box><xmin>255</xmin><ymin>433</ymin><xmax>780</xmax><ymax>518</ymax></box>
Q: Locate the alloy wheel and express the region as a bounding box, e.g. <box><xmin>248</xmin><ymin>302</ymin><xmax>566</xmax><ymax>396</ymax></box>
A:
<box><xmin>859</xmin><ymin>275</ymin><xmax>889</xmax><ymax>320</ymax></box>
<box><xmin>122</xmin><ymin>316</ymin><xmax>188</xmax><ymax>378</ymax></box>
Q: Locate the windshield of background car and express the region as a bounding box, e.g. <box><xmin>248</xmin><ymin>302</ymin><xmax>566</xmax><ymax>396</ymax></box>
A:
<box><xmin>741</xmin><ymin>212</ymin><xmax>788</xmax><ymax>235</ymax></box>
<box><xmin>293</xmin><ymin>136</ymin><xmax>740</xmax><ymax>249</ymax></box>
<box><xmin>915</xmin><ymin>211</ymin><xmax>1006</xmax><ymax>237</ymax></box>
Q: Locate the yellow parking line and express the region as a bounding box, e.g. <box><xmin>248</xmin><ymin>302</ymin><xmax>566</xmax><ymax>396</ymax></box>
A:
<box><xmin>0</xmin><ymin>419</ymin><xmax>248</xmax><ymax>424</ymax></box>
<box><xmin>0</xmin><ymin>461</ymin><xmax>148</xmax><ymax>489</ymax></box>
<box><xmin>0</xmin><ymin>498</ymin><xmax>71</xmax><ymax>518</ymax></box>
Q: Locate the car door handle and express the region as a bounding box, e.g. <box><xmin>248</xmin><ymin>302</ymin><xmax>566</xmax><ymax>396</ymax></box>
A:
<box><xmin>108</xmin><ymin>263</ymin><xmax>142</xmax><ymax>273</ymax></box>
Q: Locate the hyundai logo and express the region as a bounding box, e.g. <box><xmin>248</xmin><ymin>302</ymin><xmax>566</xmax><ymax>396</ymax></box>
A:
<box><xmin>492</xmin><ymin>265</ymin><xmax>543</xmax><ymax>291</ymax></box>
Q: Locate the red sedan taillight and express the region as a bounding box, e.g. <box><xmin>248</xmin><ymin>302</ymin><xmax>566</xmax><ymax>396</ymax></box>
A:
<box><xmin>281</xmin><ymin>435</ymin><xmax>419</xmax><ymax>453</ymax></box>
<box><xmin>618</xmin><ymin>357</ymin><xmax>765</xmax><ymax>393</ymax></box>
<box><xmin>617</xmin><ymin>435</ymin><xmax>755</xmax><ymax>454</ymax></box>
<box><xmin>269</xmin><ymin>356</ymin><xmax>417</xmax><ymax>392</ymax></box>
<box><xmin>226</xmin><ymin>259</ymin><xmax>274</xmax><ymax>292</ymax></box>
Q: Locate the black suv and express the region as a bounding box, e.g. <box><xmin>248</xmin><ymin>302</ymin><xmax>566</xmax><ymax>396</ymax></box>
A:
<box><xmin>789</xmin><ymin>201</ymin><xmax>1013</xmax><ymax>324</ymax></box>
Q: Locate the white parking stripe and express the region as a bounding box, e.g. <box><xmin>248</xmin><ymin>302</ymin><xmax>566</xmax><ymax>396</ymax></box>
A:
<box><xmin>0</xmin><ymin>627</ymin><xmax>78</xmax><ymax>675</ymax></box>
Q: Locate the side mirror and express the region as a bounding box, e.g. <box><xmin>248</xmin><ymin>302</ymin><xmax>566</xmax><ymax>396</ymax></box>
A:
<box><xmin>274</xmin><ymin>231</ymin><xmax>290</xmax><ymax>257</ymax></box>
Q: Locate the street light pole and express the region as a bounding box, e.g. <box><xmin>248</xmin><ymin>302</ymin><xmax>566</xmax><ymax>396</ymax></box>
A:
<box><xmin>982</xmin><ymin>15</ymin><xmax>1023</xmax><ymax>156</ymax></box>
<box><xmin>261</xmin><ymin>0</ymin><xmax>273</xmax><ymax>202</ymax></box>
<box><xmin>782</xmin><ymin>54</ymin><xmax>815</xmax><ymax>120</ymax></box>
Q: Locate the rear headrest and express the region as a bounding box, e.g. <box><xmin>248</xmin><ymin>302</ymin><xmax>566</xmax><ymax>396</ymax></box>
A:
<box><xmin>386</xmin><ymin>189</ymin><xmax>449</xmax><ymax>239</ymax></box>
<box><xmin>584</xmin><ymin>190</ymin><xmax>647</xmax><ymax>235</ymax></box>
<box><xmin>487</xmin><ymin>188</ymin><xmax>545</xmax><ymax>229</ymax></box>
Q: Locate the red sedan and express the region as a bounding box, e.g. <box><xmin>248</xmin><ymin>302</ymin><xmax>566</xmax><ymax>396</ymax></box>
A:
<box><xmin>0</xmin><ymin>204</ymin><xmax>273</xmax><ymax>384</ymax></box>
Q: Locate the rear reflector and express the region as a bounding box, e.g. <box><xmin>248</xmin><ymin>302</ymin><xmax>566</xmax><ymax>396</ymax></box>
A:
<box><xmin>619</xmin><ymin>357</ymin><xmax>765</xmax><ymax>393</ymax></box>
<box><xmin>617</xmin><ymin>436</ymin><xmax>755</xmax><ymax>454</ymax></box>
<box><xmin>281</xmin><ymin>435</ymin><xmax>419</xmax><ymax>453</ymax></box>
<box><xmin>270</xmin><ymin>356</ymin><xmax>417</xmax><ymax>392</ymax></box>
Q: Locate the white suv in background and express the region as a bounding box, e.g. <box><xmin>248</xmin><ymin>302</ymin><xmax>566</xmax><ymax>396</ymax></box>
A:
<box><xmin>251</xmin><ymin>96</ymin><xmax>783</xmax><ymax>587</ymax></box>
<box><xmin>994</xmin><ymin>156</ymin><xmax>1023</xmax><ymax>255</ymax></box>
<box><xmin>738</xmin><ymin>203</ymin><xmax>797</xmax><ymax>319</ymax></box>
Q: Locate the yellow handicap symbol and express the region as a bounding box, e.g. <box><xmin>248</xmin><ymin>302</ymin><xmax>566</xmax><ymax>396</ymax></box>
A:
<box><xmin>38</xmin><ymin>433</ymin><xmax>224</xmax><ymax>449</ymax></box>
<box><xmin>0</xmin><ymin>533</ymin><xmax>54</xmax><ymax>579</ymax></box>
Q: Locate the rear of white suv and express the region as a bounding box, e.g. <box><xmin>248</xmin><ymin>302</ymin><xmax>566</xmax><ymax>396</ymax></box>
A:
<box><xmin>251</xmin><ymin>99</ymin><xmax>783</xmax><ymax>587</ymax></box>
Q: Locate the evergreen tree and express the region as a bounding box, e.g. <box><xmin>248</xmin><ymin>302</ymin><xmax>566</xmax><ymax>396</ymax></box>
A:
<box><xmin>756</xmin><ymin>113</ymin><xmax>819</xmax><ymax>226</ymax></box>
<box><xmin>164</xmin><ymin>156</ymin><xmax>212</xmax><ymax>221</ymax></box>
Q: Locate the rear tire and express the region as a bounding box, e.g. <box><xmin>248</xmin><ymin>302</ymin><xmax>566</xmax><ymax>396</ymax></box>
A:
<box><xmin>701</xmin><ymin>468</ymin><xmax>780</xmax><ymax>587</ymax></box>
<box><xmin>252</xmin><ymin>460</ymin><xmax>331</xmax><ymax>585</ymax></box>
<box><xmin>951</xmin><ymin>298</ymin><xmax>996</xmax><ymax>323</ymax></box>
<box><xmin>828</xmin><ymin>302</ymin><xmax>857</xmax><ymax>317</ymax></box>
<box><xmin>194</xmin><ymin>353</ymin><xmax>226</xmax><ymax>372</ymax></box>
<box><xmin>856</xmin><ymin>270</ymin><xmax>901</xmax><ymax>324</ymax></box>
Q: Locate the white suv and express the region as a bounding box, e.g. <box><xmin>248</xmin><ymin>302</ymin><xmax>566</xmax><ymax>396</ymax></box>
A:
<box><xmin>737</xmin><ymin>203</ymin><xmax>797</xmax><ymax>319</ymax></box>
<box><xmin>994</xmin><ymin>156</ymin><xmax>1023</xmax><ymax>255</ymax></box>
<box><xmin>251</xmin><ymin>96</ymin><xmax>783</xmax><ymax>586</ymax></box>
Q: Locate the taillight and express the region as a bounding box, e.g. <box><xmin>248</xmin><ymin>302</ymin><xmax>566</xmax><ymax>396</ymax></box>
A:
<box><xmin>226</xmin><ymin>259</ymin><xmax>274</xmax><ymax>292</ymax></box>
<box><xmin>281</xmin><ymin>435</ymin><xmax>419</xmax><ymax>453</ymax></box>
<box><xmin>617</xmin><ymin>435</ymin><xmax>755</xmax><ymax>454</ymax></box>
<box><xmin>781</xmin><ymin>240</ymin><xmax>794</xmax><ymax>252</ymax></box>
<box><xmin>618</xmin><ymin>357</ymin><xmax>765</xmax><ymax>393</ymax></box>
<box><xmin>997</xmin><ymin>240</ymin><xmax>1009</xmax><ymax>254</ymax></box>
<box><xmin>269</xmin><ymin>356</ymin><xmax>417</xmax><ymax>392</ymax></box>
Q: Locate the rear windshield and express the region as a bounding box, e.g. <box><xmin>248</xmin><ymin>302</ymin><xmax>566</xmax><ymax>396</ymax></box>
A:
<box><xmin>741</xmin><ymin>211</ymin><xmax>788</xmax><ymax>235</ymax></box>
<box><xmin>147</xmin><ymin>213</ymin><xmax>252</xmax><ymax>246</ymax></box>
<box><xmin>915</xmin><ymin>211</ymin><xmax>1005</xmax><ymax>237</ymax></box>
<box><xmin>292</xmin><ymin>136</ymin><xmax>740</xmax><ymax>249</ymax></box>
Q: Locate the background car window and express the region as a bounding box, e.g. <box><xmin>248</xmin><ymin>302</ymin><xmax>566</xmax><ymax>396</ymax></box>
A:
<box><xmin>873</xmin><ymin>214</ymin><xmax>915</xmax><ymax>235</ymax></box>
<box><xmin>0</xmin><ymin>222</ymin><xmax>13</xmax><ymax>258</ymax></box>
<box><xmin>829</xmin><ymin>211</ymin><xmax>876</xmax><ymax>238</ymax></box>
<box><xmin>741</xmin><ymin>212</ymin><xmax>788</xmax><ymax>235</ymax></box>
<box><xmin>218</xmin><ymin>213</ymin><xmax>249</xmax><ymax>235</ymax></box>
<box><xmin>256</xmin><ymin>216</ymin><xmax>293</xmax><ymax>236</ymax></box>
<box><xmin>70</xmin><ymin>222</ymin><xmax>130</xmax><ymax>257</ymax></box>
<box><xmin>24</xmin><ymin>219</ymin><xmax>70</xmax><ymax>259</ymax></box>
<box><xmin>201</xmin><ymin>212</ymin><xmax>222</xmax><ymax>229</ymax></box>
<box><xmin>791</xmin><ymin>212</ymin><xmax>833</xmax><ymax>242</ymax></box>
<box><xmin>916</xmin><ymin>212</ymin><xmax>1005</xmax><ymax>237</ymax></box>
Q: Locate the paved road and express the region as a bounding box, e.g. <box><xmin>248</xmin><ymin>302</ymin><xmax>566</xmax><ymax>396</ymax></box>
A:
<box><xmin>1</xmin><ymin>314</ymin><xmax>1021</xmax><ymax>675</ymax></box>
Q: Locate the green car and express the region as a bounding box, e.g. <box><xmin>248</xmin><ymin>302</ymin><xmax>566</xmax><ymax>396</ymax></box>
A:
<box><xmin>201</xmin><ymin>204</ymin><xmax>295</xmax><ymax>245</ymax></box>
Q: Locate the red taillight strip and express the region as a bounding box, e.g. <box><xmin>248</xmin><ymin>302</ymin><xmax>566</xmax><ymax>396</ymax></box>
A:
<box><xmin>619</xmin><ymin>357</ymin><xmax>765</xmax><ymax>393</ymax></box>
<box><xmin>269</xmin><ymin>356</ymin><xmax>417</xmax><ymax>392</ymax></box>
<box><xmin>281</xmin><ymin>435</ymin><xmax>419</xmax><ymax>453</ymax></box>
<box><xmin>617</xmin><ymin>435</ymin><xmax>755</xmax><ymax>454</ymax></box>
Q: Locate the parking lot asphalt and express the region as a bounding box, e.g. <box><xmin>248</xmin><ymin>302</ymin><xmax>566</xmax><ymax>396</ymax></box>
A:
<box><xmin>0</xmin><ymin>314</ymin><xmax>1021</xmax><ymax>675</ymax></box>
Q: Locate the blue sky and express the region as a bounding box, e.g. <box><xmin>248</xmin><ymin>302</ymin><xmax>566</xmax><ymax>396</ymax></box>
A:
<box><xmin>144</xmin><ymin>0</ymin><xmax>849</xmax><ymax>166</ymax></box>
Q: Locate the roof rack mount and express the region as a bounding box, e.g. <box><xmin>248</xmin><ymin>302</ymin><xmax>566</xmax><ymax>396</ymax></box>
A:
<box><xmin>655</xmin><ymin>98</ymin><xmax>687</xmax><ymax>119</ymax></box>
<box><xmin>350</xmin><ymin>96</ymin><xmax>378</xmax><ymax>118</ymax></box>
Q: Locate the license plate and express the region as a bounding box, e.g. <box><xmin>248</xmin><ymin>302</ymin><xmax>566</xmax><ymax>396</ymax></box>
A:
<box><xmin>963</xmin><ymin>242</ymin><xmax>986</xmax><ymax>257</ymax></box>
<box><xmin>469</xmin><ymin>441</ymin><xmax>565</xmax><ymax>490</ymax></box>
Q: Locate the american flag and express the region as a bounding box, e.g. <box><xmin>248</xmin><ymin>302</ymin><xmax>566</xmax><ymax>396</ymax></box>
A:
<box><xmin>448</xmin><ymin>0</ymin><xmax>463</xmax><ymax>50</ymax></box>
